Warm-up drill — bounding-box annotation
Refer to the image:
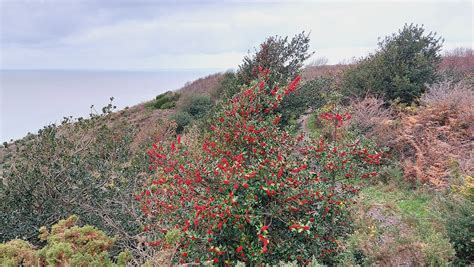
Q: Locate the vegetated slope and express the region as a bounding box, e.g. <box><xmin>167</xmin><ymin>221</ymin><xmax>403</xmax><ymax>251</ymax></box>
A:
<box><xmin>1</xmin><ymin>34</ymin><xmax>472</xmax><ymax>265</ymax></box>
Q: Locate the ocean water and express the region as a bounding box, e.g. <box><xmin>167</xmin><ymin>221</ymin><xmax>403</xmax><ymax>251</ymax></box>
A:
<box><xmin>0</xmin><ymin>69</ymin><xmax>218</xmax><ymax>142</ymax></box>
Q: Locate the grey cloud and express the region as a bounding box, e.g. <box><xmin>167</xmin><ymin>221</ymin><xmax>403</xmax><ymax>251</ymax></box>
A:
<box><xmin>0</xmin><ymin>0</ymin><xmax>472</xmax><ymax>70</ymax></box>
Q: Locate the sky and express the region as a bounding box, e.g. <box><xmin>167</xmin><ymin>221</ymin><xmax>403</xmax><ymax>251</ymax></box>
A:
<box><xmin>0</xmin><ymin>0</ymin><xmax>472</xmax><ymax>70</ymax></box>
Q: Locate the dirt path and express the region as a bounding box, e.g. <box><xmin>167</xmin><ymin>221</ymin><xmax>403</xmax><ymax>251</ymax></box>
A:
<box><xmin>297</xmin><ymin>108</ymin><xmax>313</xmax><ymax>135</ymax></box>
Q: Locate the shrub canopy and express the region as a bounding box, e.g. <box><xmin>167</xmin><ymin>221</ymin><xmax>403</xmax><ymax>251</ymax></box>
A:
<box><xmin>139</xmin><ymin>70</ymin><xmax>381</xmax><ymax>264</ymax></box>
<box><xmin>343</xmin><ymin>23</ymin><xmax>443</xmax><ymax>104</ymax></box>
<box><xmin>238</xmin><ymin>32</ymin><xmax>314</xmax><ymax>85</ymax></box>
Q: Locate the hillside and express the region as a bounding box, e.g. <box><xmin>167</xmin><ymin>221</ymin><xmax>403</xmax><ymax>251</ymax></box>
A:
<box><xmin>1</xmin><ymin>28</ymin><xmax>473</xmax><ymax>266</ymax></box>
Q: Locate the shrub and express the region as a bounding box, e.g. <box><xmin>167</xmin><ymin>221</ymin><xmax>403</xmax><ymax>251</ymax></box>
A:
<box><xmin>346</xmin><ymin>96</ymin><xmax>394</xmax><ymax>147</ymax></box>
<box><xmin>442</xmin><ymin>195</ymin><xmax>473</xmax><ymax>265</ymax></box>
<box><xmin>237</xmin><ymin>32</ymin><xmax>314</xmax><ymax>85</ymax></box>
<box><xmin>181</xmin><ymin>94</ymin><xmax>213</xmax><ymax>118</ymax></box>
<box><xmin>0</xmin><ymin>216</ymin><xmax>130</xmax><ymax>266</ymax></box>
<box><xmin>342</xmin><ymin>23</ymin><xmax>443</xmax><ymax>104</ymax></box>
<box><xmin>170</xmin><ymin>111</ymin><xmax>193</xmax><ymax>134</ymax></box>
<box><xmin>420</xmin><ymin>80</ymin><xmax>472</xmax><ymax>110</ymax></box>
<box><xmin>152</xmin><ymin>91</ymin><xmax>180</xmax><ymax>109</ymax></box>
<box><xmin>139</xmin><ymin>71</ymin><xmax>381</xmax><ymax>264</ymax></box>
<box><xmin>439</xmin><ymin>47</ymin><xmax>474</xmax><ymax>82</ymax></box>
<box><xmin>0</xmin><ymin>239</ymin><xmax>38</xmax><ymax>266</ymax></box>
<box><xmin>0</xmin><ymin>102</ymin><xmax>149</xmax><ymax>255</ymax></box>
<box><xmin>441</xmin><ymin>175</ymin><xmax>474</xmax><ymax>265</ymax></box>
<box><xmin>211</xmin><ymin>71</ymin><xmax>241</xmax><ymax>100</ymax></box>
<box><xmin>279</xmin><ymin>77</ymin><xmax>334</xmax><ymax>126</ymax></box>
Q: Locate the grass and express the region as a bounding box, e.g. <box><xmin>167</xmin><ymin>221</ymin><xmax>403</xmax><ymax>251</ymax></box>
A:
<box><xmin>340</xmin><ymin>183</ymin><xmax>455</xmax><ymax>266</ymax></box>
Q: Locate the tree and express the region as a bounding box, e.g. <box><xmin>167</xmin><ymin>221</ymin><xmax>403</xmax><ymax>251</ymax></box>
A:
<box><xmin>237</xmin><ymin>32</ymin><xmax>314</xmax><ymax>85</ymax></box>
<box><xmin>343</xmin><ymin>23</ymin><xmax>443</xmax><ymax>104</ymax></box>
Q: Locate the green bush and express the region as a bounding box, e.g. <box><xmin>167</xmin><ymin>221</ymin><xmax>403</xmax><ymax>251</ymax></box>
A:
<box><xmin>237</xmin><ymin>31</ymin><xmax>314</xmax><ymax>85</ymax></box>
<box><xmin>444</xmin><ymin>198</ymin><xmax>473</xmax><ymax>265</ymax></box>
<box><xmin>279</xmin><ymin>77</ymin><xmax>334</xmax><ymax>125</ymax></box>
<box><xmin>151</xmin><ymin>91</ymin><xmax>180</xmax><ymax>109</ymax></box>
<box><xmin>0</xmin><ymin>102</ymin><xmax>149</xmax><ymax>255</ymax></box>
<box><xmin>0</xmin><ymin>239</ymin><xmax>38</xmax><ymax>266</ymax></box>
<box><xmin>181</xmin><ymin>94</ymin><xmax>213</xmax><ymax>118</ymax></box>
<box><xmin>342</xmin><ymin>23</ymin><xmax>443</xmax><ymax>104</ymax></box>
<box><xmin>212</xmin><ymin>71</ymin><xmax>241</xmax><ymax>100</ymax></box>
<box><xmin>170</xmin><ymin>111</ymin><xmax>193</xmax><ymax>133</ymax></box>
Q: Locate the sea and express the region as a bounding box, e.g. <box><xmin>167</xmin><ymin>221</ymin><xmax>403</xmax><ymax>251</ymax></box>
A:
<box><xmin>0</xmin><ymin>69</ymin><xmax>221</xmax><ymax>142</ymax></box>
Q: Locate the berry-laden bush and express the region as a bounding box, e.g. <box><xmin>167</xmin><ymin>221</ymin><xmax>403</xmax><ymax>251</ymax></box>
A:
<box><xmin>139</xmin><ymin>70</ymin><xmax>382</xmax><ymax>265</ymax></box>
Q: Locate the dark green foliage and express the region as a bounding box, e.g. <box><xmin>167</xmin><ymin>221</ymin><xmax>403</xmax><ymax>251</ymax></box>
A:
<box><xmin>342</xmin><ymin>23</ymin><xmax>443</xmax><ymax>104</ymax></box>
<box><xmin>182</xmin><ymin>94</ymin><xmax>213</xmax><ymax>118</ymax></box>
<box><xmin>159</xmin><ymin>101</ymin><xmax>176</xmax><ymax>109</ymax></box>
<box><xmin>211</xmin><ymin>71</ymin><xmax>241</xmax><ymax>100</ymax></box>
<box><xmin>170</xmin><ymin>111</ymin><xmax>193</xmax><ymax>133</ymax></box>
<box><xmin>152</xmin><ymin>91</ymin><xmax>180</xmax><ymax>109</ymax></box>
<box><xmin>279</xmin><ymin>77</ymin><xmax>334</xmax><ymax>125</ymax></box>
<box><xmin>237</xmin><ymin>31</ymin><xmax>314</xmax><ymax>85</ymax></box>
<box><xmin>443</xmin><ymin>197</ymin><xmax>474</xmax><ymax>265</ymax></box>
<box><xmin>0</xmin><ymin>103</ymin><xmax>149</xmax><ymax>255</ymax></box>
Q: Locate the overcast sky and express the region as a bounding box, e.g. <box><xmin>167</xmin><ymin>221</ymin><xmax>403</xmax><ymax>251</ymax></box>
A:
<box><xmin>0</xmin><ymin>0</ymin><xmax>472</xmax><ymax>70</ymax></box>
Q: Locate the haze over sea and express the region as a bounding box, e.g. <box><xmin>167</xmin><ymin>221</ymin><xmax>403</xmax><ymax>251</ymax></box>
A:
<box><xmin>0</xmin><ymin>69</ymin><xmax>219</xmax><ymax>142</ymax></box>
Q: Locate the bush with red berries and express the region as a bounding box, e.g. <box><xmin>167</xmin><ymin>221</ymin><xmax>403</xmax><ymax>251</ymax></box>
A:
<box><xmin>138</xmin><ymin>69</ymin><xmax>381</xmax><ymax>264</ymax></box>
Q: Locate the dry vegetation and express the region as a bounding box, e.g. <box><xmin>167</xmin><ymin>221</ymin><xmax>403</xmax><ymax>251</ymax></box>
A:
<box><xmin>348</xmin><ymin>81</ymin><xmax>473</xmax><ymax>189</ymax></box>
<box><xmin>393</xmin><ymin>81</ymin><xmax>473</xmax><ymax>188</ymax></box>
<box><xmin>440</xmin><ymin>48</ymin><xmax>474</xmax><ymax>77</ymax></box>
<box><xmin>347</xmin><ymin>96</ymin><xmax>395</xmax><ymax>146</ymax></box>
<box><xmin>302</xmin><ymin>64</ymin><xmax>349</xmax><ymax>82</ymax></box>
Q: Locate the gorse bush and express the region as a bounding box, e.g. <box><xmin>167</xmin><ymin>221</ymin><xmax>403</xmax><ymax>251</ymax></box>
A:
<box><xmin>342</xmin><ymin>23</ymin><xmax>443</xmax><ymax>104</ymax></box>
<box><xmin>138</xmin><ymin>69</ymin><xmax>382</xmax><ymax>264</ymax></box>
<box><xmin>181</xmin><ymin>94</ymin><xmax>213</xmax><ymax>118</ymax></box>
<box><xmin>170</xmin><ymin>94</ymin><xmax>214</xmax><ymax>133</ymax></box>
<box><xmin>0</xmin><ymin>216</ymin><xmax>130</xmax><ymax>266</ymax></box>
<box><xmin>170</xmin><ymin>111</ymin><xmax>193</xmax><ymax>134</ymax></box>
<box><xmin>211</xmin><ymin>71</ymin><xmax>241</xmax><ymax>100</ymax></box>
<box><xmin>0</xmin><ymin>240</ymin><xmax>38</xmax><ymax>267</ymax></box>
<box><xmin>152</xmin><ymin>91</ymin><xmax>180</xmax><ymax>109</ymax></box>
<box><xmin>443</xmin><ymin>196</ymin><xmax>473</xmax><ymax>265</ymax></box>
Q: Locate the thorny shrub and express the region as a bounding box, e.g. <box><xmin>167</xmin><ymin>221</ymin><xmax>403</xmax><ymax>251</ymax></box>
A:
<box><xmin>0</xmin><ymin>216</ymin><xmax>130</xmax><ymax>266</ymax></box>
<box><xmin>138</xmin><ymin>69</ymin><xmax>382</xmax><ymax>264</ymax></box>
